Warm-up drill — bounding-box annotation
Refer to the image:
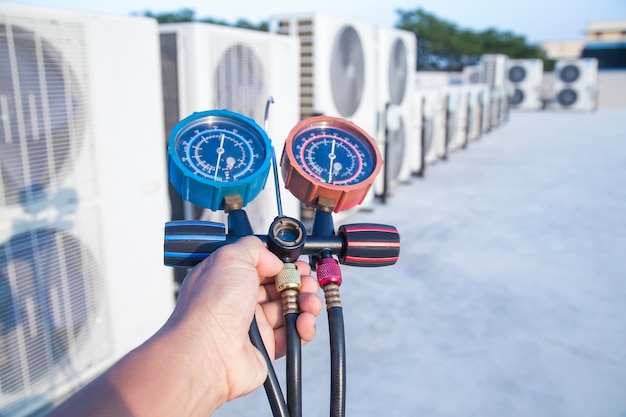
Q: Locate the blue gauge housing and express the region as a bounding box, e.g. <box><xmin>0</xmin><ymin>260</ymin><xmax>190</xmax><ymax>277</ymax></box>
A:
<box><xmin>168</xmin><ymin>110</ymin><xmax>272</xmax><ymax>211</ymax></box>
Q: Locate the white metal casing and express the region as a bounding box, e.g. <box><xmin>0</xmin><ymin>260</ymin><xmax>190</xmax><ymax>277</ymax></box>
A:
<box><xmin>553</xmin><ymin>58</ymin><xmax>598</xmax><ymax>111</ymax></box>
<box><xmin>479</xmin><ymin>86</ymin><xmax>493</xmax><ymax>133</ymax></box>
<box><xmin>441</xmin><ymin>85</ymin><xmax>468</xmax><ymax>153</ymax></box>
<box><xmin>158</xmin><ymin>22</ymin><xmax>302</xmax><ymax>231</ymax></box>
<box><xmin>507</xmin><ymin>58</ymin><xmax>544</xmax><ymax>110</ymax></box>
<box><xmin>488</xmin><ymin>86</ymin><xmax>507</xmax><ymax>129</ymax></box>
<box><xmin>479</xmin><ymin>54</ymin><xmax>509</xmax><ymax>88</ymax></box>
<box><xmin>0</xmin><ymin>4</ymin><xmax>173</xmax><ymax>415</ymax></box>
<box><xmin>374</xmin><ymin>27</ymin><xmax>417</xmax><ymax>196</ymax></box>
<box><xmin>465</xmin><ymin>84</ymin><xmax>489</xmax><ymax>141</ymax></box>
<box><xmin>410</xmin><ymin>90</ymin><xmax>425</xmax><ymax>175</ymax></box>
<box><xmin>415</xmin><ymin>86</ymin><xmax>446</xmax><ymax>165</ymax></box>
<box><xmin>269</xmin><ymin>12</ymin><xmax>378</xmax><ymax>137</ymax></box>
<box><xmin>269</xmin><ymin>12</ymin><xmax>378</xmax><ymax>220</ymax></box>
<box><xmin>462</xmin><ymin>65</ymin><xmax>481</xmax><ymax>85</ymax></box>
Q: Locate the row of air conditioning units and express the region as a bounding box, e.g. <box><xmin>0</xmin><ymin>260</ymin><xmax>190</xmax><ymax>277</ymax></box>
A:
<box><xmin>268</xmin><ymin>12</ymin><xmax>418</xmax><ymax>221</ymax></box>
<box><xmin>0</xmin><ymin>5</ymin><xmax>419</xmax><ymax>415</ymax></box>
<box><xmin>0</xmin><ymin>4</ymin><xmax>512</xmax><ymax>415</ymax></box>
<box><xmin>414</xmin><ymin>80</ymin><xmax>507</xmax><ymax>172</ymax></box>
<box><xmin>267</xmin><ymin>14</ymin><xmax>509</xmax><ymax>213</ymax></box>
<box><xmin>463</xmin><ymin>54</ymin><xmax>599</xmax><ymax>111</ymax></box>
<box><xmin>0</xmin><ymin>4</ymin><xmax>175</xmax><ymax>416</ymax></box>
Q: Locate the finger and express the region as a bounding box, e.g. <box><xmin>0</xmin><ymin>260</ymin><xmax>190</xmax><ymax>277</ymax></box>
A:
<box><xmin>258</xmin><ymin>282</ymin><xmax>280</xmax><ymax>304</ymax></box>
<box><xmin>258</xmin><ymin>291</ymin><xmax>323</xmax><ymax>339</ymax></box>
<box><xmin>259</xmin><ymin>259</ymin><xmax>312</xmax><ymax>285</ymax></box>
<box><xmin>272</xmin><ymin>311</ymin><xmax>318</xmax><ymax>359</ymax></box>
<box><xmin>293</xmin><ymin>260</ymin><xmax>312</xmax><ymax>276</ymax></box>
<box><xmin>259</xmin><ymin>299</ymin><xmax>285</xmax><ymax>329</ymax></box>
<box><xmin>258</xmin><ymin>272</ymin><xmax>319</xmax><ymax>304</ymax></box>
<box><xmin>300</xmin><ymin>275</ymin><xmax>320</xmax><ymax>295</ymax></box>
<box><xmin>299</xmin><ymin>292</ymin><xmax>323</xmax><ymax>318</ymax></box>
<box><xmin>296</xmin><ymin>312</ymin><xmax>318</xmax><ymax>343</ymax></box>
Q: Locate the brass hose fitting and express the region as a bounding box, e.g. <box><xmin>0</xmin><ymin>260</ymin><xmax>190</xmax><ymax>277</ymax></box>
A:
<box><xmin>275</xmin><ymin>262</ymin><xmax>302</xmax><ymax>315</ymax></box>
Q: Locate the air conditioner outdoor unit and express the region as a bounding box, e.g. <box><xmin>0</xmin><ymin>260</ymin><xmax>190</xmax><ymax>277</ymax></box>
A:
<box><xmin>159</xmin><ymin>22</ymin><xmax>302</xmax><ymax>232</ymax></box>
<box><xmin>462</xmin><ymin>65</ymin><xmax>481</xmax><ymax>85</ymax></box>
<box><xmin>269</xmin><ymin>12</ymin><xmax>378</xmax><ymax>219</ymax></box>
<box><xmin>0</xmin><ymin>4</ymin><xmax>174</xmax><ymax>416</ymax></box>
<box><xmin>479</xmin><ymin>86</ymin><xmax>493</xmax><ymax>133</ymax></box>
<box><xmin>416</xmin><ymin>87</ymin><xmax>446</xmax><ymax>165</ymax></box>
<box><xmin>269</xmin><ymin>12</ymin><xmax>378</xmax><ymax>136</ymax></box>
<box><xmin>441</xmin><ymin>85</ymin><xmax>466</xmax><ymax>153</ymax></box>
<box><xmin>479</xmin><ymin>54</ymin><xmax>509</xmax><ymax>88</ymax></box>
<box><xmin>488</xmin><ymin>86</ymin><xmax>508</xmax><ymax>128</ymax></box>
<box><xmin>465</xmin><ymin>84</ymin><xmax>489</xmax><ymax>141</ymax></box>
<box><xmin>507</xmin><ymin>58</ymin><xmax>543</xmax><ymax>110</ymax></box>
<box><xmin>553</xmin><ymin>58</ymin><xmax>598</xmax><ymax>111</ymax></box>
<box><xmin>373</xmin><ymin>27</ymin><xmax>417</xmax><ymax>196</ymax></box>
<box><xmin>410</xmin><ymin>90</ymin><xmax>425</xmax><ymax>176</ymax></box>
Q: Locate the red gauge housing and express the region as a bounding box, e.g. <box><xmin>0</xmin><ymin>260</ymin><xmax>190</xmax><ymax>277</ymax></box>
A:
<box><xmin>281</xmin><ymin>116</ymin><xmax>383</xmax><ymax>213</ymax></box>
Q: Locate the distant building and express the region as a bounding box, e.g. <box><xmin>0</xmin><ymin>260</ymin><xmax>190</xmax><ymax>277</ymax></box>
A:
<box><xmin>540</xmin><ymin>40</ymin><xmax>585</xmax><ymax>60</ymax></box>
<box><xmin>584</xmin><ymin>20</ymin><xmax>626</xmax><ymax>42</ymax></box>
<box><xmin>540</xmin><ymin>20</ymin><xmax>626</xmax><ymax>69</ymax></box>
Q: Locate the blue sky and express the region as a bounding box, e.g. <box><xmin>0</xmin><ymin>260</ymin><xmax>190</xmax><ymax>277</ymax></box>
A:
<box><xmin>8</xmin><ymin>0</ymin><xmax>626</xmax><ymax>43</ymax></box>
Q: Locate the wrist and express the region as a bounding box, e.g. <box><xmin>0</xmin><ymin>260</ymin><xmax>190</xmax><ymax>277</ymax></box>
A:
<box><xmin>151</xmin><ymin>318</ymin><xmax>230</xmax><ymax>415</ymax></box>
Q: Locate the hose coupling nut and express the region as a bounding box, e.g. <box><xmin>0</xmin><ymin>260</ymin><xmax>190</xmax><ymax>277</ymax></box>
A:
<box><xmin>316</xmin><ymin>257</ymin><xmax>342</xmax><ymax>287</ymax></box>
<box><xmin>274</xmin><ymin>262</ymin><xmax>302</xmax><ymax>293</ymax></box>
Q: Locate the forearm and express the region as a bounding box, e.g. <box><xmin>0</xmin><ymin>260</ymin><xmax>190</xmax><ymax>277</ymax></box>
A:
<box><xmin>48</xmin><ymin>327</ymin><xmax>227</xmax><ymax>417</ymax></box>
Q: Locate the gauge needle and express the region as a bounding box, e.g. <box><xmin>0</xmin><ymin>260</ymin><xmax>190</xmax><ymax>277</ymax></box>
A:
<box><xmin>214</xmin><ymin>133</ymin><xmax>225</xmax><ymax>180</ymax></box>
<box><xmin>328</xmin><ymin>139</ymin><xmax>336</xmax><ymax>183</ymax></box>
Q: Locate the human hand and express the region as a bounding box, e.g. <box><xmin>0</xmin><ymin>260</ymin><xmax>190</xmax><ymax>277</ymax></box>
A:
<box><xmin>164</xmin><ymin>236</ymin><xmax>323</xmax><ymax>408</ymax></box>
<box><xmin>47</xmin><ymin>236</ymin><xmax>322</xmax><ymax>417</ymax></box>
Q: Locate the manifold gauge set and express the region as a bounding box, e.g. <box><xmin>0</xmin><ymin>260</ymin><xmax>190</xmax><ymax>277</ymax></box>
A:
<box><xmin>164</xmin><ymin>107</ymin><xmax>400</xmax><ymax>417</ymax></box>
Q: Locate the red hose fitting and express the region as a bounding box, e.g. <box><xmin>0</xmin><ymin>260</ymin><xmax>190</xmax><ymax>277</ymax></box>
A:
<box><xmin>316</xmin><ymin>257</ymin><xmax>342</xmax><ymax>287</ymax></box>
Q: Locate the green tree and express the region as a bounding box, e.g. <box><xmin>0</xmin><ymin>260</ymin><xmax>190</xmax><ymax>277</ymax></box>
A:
<box><xmin>133</xmin><ymin>8</ymin><xmax>267</xmax><ymax>31</ymax></box>
<box><xmin>395</xmin><ymin>8</ymin><xmax>554</xmax><ymax>71</ymax></box>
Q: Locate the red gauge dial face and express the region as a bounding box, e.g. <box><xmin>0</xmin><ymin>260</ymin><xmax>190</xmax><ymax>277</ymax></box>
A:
<box><xmin>281</xmin><ymin>116</ymin><xmax>383</xmax><ymax>212</ymax></box>
<box><xmin>292</xmin><ymin>125</ymin><xmax>377</xmax><ymax>186</ymax></box>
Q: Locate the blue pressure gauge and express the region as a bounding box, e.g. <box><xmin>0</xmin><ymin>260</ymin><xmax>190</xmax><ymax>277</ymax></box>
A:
<box><xmin>168</xmin><ymin>110</ymin><xmax>272</xmax><ymax>211</ymax></box>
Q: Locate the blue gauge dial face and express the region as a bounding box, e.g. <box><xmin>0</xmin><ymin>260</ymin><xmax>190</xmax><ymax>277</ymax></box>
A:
<box><xmin>291</xmin><ymin>125</ymin><xmax>376</xmax><ymax>186</ymax></box>
<box><xmin>174</xmin><ymin>116</ymin><xmax>266</xmax><ymax>183</ymax></box>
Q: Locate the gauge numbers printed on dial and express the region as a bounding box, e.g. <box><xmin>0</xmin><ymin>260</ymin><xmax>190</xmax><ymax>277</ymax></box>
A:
<box><xmin>168</xmin><ymin>110</ymin><xmax>272</xmax><ymax>211</ymax></box>
<box><xmin>175</xmin><ymin>116</ymin><xmax>267</xmax><ymax>183</ymax></box>
<box><xmin>293</xmin><ymin>125</ymin><xmax>377</xmax><ymax>186</ymax></box>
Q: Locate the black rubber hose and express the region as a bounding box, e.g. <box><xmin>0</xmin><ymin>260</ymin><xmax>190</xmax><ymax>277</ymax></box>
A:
<box><xmin>328</xmin><ymin>306</ymin><xmax>346</xmax><ymax>417</ymax></box>
<box><xmin>249</xmin><ymin>317</ymin><xmax>290</xmax><ymax>417</ymax></box>
<box><xmin>285</xmin><ymin>312</ymin><xmax>302</xmax><ymax>417</ymax></box>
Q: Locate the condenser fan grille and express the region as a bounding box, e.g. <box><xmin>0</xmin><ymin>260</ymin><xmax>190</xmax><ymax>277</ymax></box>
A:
<box><xmin>214</xmin><ymin>43</ymin><xmax>265</xmax><ymax>122</ymax></box>
<box><xmin>330</xmin><ymin>25</ymin><xmax>364</xmax><ymax>117</ymax></box>
<box><xmin>508</xmin><ymin>65</ymin><xmax>526</xmax><ymax>83</ymax></box>
<box><xmin>0</xmin><ymin>228</ymin><xmax>108</xmax><ymax>397</ymax></box>
<box><xmin>511</xmin><ymin>88</ymin><xmax>525</xmax><ymax>105</ymax></box>
<box><xmin>559</xmin><ymin>64</ymin><xmax>580</xmax><ymax>83</ymax></box>
<box><xmin>388</xmin><ymin>38</ymin><xmax>407</xmax><ymax>105</ymax></box>
<box><xmin>557</xmin><ymin>88</ymin><xmax>578</xmax><ymax>106</ymax></box>
<box><xmin>0</xmin><ymin>16</ymin><xmax>112</xmax><ymax>412</ymax></box>
<box><xmin>0</xmin><ymin>23</ymin><xmax>86</xmax><ymax>207</ymax></box>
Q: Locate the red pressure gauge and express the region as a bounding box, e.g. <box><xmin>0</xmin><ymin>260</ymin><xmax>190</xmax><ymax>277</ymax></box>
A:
<box><xmin>280</xmin><ymin>116</ymin><xmax>383</xmax><ymax>212</ymax></box>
